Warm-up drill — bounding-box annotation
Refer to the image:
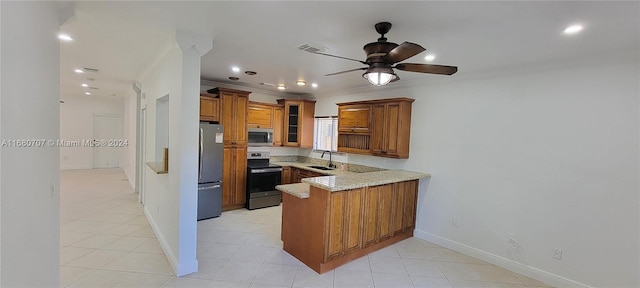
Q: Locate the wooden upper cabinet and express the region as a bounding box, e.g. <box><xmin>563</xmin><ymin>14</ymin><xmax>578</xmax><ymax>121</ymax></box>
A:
<box><xmin>278</xmin><ymin>99</ymin><xmax>316</xmax><ymax>148</ymax></box>
<box><xmin>338</xmin><ymin>104</ymin><xmax>371</xmax><ymax>133</ymax></box>
<box><xmin>216</xmin><ymin>87</ymin><xmax>250</xmax><ymax>146</ymax></box>
<box><xmin>338</xmin><ymin>98</ymin><xmax>414</xmax><ymax>159</ymax></box>
<box><xmin>273</xmin><ymin>106</ymin><xmax>284</xmax><ymax>146</ymax></box>
<box><xmin>200</xmin><ymin>93</ymin><xmax>220</xmax><ymax>122</ymax></box>
<box><xmin>248</xmin><ymin>102</ymin><xmax>274</xmax><ymax>129</ymax></box>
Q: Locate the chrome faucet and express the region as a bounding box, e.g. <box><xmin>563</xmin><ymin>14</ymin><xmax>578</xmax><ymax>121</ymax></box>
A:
<box><xmin>321</xmin><ymin>150</ymin><xmax>336</xmax><ymax>168</ymax></box>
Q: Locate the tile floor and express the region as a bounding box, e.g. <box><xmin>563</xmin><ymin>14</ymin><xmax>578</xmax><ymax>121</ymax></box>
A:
<box><xmin>60</xmin><ymin>169</ymin><xmax>553</xmax><ymax>288</ymax></box>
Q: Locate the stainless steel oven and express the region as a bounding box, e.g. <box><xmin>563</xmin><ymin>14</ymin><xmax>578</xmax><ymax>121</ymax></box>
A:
<box><xmin>246</xmin><ymin>152</ymin><xmax>282</xmax><ymax>210</ymax></box>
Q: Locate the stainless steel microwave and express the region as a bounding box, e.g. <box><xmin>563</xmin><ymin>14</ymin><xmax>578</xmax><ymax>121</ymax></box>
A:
<box><xmin>247</xmin><ymin>128</ymin><xmax>274</xmax><ymax>146</ymax></box>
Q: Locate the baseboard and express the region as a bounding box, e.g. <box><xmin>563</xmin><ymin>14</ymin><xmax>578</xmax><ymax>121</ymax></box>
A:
<box><xmin>414</xmin><ymin>229</ymin><xmax>591</xmax><ymax>288</ymax></box>
<box><xmin>59</xmin><ymin>165</ymin><xmax>93</xmax><ymax>170</ymax></box>
<box><xmin>143</xmin><ymin>206</ymin><xmax>198</xmax><ymax>277</ymax></box>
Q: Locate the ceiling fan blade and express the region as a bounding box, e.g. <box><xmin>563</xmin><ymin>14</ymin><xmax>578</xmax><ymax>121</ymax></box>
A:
<box><xmin>314</xmin><ymin>52</ymin><xmax>367</xmax><ymax>65</ymax></box>
<box><xmin>383</xmin><ymin>42</ymin><xmax>426</xmax><ymax>63</ymax></box>
<box><xmin>325</xmin><ymin>67</ymin><xmax>367</xmax><ymax>76</ymax></box>
<box><xmin>394</xmin><ymin>63</ymin><xmax>458</xmax><ymax>75</ymax></box>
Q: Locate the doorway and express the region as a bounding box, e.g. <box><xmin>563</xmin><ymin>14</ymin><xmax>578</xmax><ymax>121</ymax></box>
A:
<box><xmin>92</xmin><ymin>114</ymin><xmax>122</xmax><ymax>168</ymax></box>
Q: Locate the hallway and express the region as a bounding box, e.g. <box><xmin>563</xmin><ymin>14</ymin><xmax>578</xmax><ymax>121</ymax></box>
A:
<box><xmin>60</xmin><ymin>169</ymin><xmax>173</xmax><ymax>287</ymax></box>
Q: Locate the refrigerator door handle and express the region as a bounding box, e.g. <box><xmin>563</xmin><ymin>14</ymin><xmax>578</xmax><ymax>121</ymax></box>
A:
<box><xmin>199</xmin><ymin>128</ymin><xmax>204</xmax><ymax>180</ymax></box>
<box><xmin>198</xmin><ymin>184</ymin><xmax>221</xmax><ymax>190</ymax></box>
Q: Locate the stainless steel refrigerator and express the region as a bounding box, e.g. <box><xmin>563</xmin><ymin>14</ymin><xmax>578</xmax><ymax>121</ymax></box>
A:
<box><xmin>198</xmin><ymin>122</ymin><xmax>224</xmax><ymax>220</ymax></box>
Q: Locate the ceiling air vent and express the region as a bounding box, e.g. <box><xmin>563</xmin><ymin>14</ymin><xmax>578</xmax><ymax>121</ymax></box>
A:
<box><xmin>82</xmin><ymin>67</ymin><xmax>99</xmax><ymax>73</ymax></box>
<box><xmin>297</xmin><ymin>42</ymin><xmax>327</xmax><ymax>54</ymax></box>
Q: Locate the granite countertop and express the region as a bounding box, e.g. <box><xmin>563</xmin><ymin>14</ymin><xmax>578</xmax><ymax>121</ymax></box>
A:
<box><xmin>274</xmin><ymin>160</ymin><xmax>430</xmax><ymax>197</ymax></box>
<box><xmin>301</xmin><ymin>170</ymin><xmax>429</xmax><ymax>192</ymax></box>
<box><xmin>275</xmin><ymin>183</ymin><xmax>310</xmax><ymax>199</ymax></box>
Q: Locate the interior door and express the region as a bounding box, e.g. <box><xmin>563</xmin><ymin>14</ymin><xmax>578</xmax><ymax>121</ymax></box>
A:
<box><xmin>93</xmin><ymin>114</ymin><xmax>122</xmax><ymax>168</ymax></box>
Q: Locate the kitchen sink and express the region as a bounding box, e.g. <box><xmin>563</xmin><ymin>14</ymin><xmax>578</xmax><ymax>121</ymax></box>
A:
<box><xmin>308</xmin><ymin>165</ymin><xmax>335</xmax><ymax>171</ymax></box>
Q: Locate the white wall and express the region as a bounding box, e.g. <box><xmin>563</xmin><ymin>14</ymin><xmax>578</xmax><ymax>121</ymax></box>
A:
<box><xmin>59</xmin><ymin>95</ymin><xmax>125</xmax><ymax>170</ymax></box>
<box><xmin>138</xmin><ymin>31</ymin><xmax>210</xmax><ymax>276</ymax></box>
<box><xmin>0</xmin><ymin>1</ymin><xmax>60</xmax><ymax>286</ymax></box>
<box><xmin>313</xmin><ymin>53</ymin><xmax>639</xmax><ymax>287</ymax></box>
<box><xmin>122</xmin><ymin>91</ymin><xmax>137</xmax><ymax>189</ymax></box>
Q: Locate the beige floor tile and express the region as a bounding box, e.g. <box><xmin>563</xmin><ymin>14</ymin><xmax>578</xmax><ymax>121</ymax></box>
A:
<box><xmin>134</xmin><ymin>238</ymin><xmax>164</xmax><ymax>253</ymax></box>
<box><xmin>206</xmin><ymin>280</ymin><xmax>251</xmax><ymax>287</ymax></box>
<box><xmin>102</xmin><ymin>251</ymin><xmax>156</xmax><ymax>272</ymax></box>
<box><xmin>373</xmin><ymin>272</ymin><xmax>415</xmax><ymax>288</ymax></box>
<box><xmin>60</xmin><ymin>231</ymin><xmax>95</xmax><ymax>247</ymax></box>
<box><xmin>137</xmin><ymin>253</ymin><xmax>175</xmax><ymax>275</ymax></box>
<box><xmin>437</xmin><ymin>262</ymin><xmax>484</xmax><ymax>282</ymax></box>
<box><xmin>159</xmin><ymin>276</ymin><xmax>210</xmax><ymax>288</ymax></box>
<box><xmin>448</xmin><ymin>279</ymin><xmax>492</xmax><ymax>288</ymax></box>
<box><xmin>183</xmin><ymin>258</ymin><xmax>226</xmax><ymax>280</ymax></box>
<box><xmin>130</xmin><ymin>226</ymin><xmax>156</xmax><ymax>238</ymax></box>
<box><xmin>102</xmin><ymin>223</ymin><xmax>146</xmax><ymax>236</ymax></box>
<box><xmin>60</xmin><ymin>266</ymin><xmax>94</xmax><ymax>287</ymax></box>
<box><xmin>213</xmin><ymin>260</ymin><xmax>262</xmax><ymax>283</ymax></box>
<box><xmin>471</xmin><ymin>264</ymin><xmax>523</xmax><ymax>285</ymax></box>
<box><xmin>369</xmin><ymin>255</ymin><xmax>409</xmax><ymax>275</ymax></box>
<box><xmin>113</xmin><ymin>272</ymin><xmax>171</xmax><ymax>288</ymax></box>
<box><xmin>67</xmin><ymin>269</ymin><xmax>131</xmax><ymax>288</ymax></box>
<box><xmin>71</xmin><ymin>234</ymin><xmax>123</xmax><ymax>249</ymax></box>
<box><xmin>514</xmin><ymin>274</ymin><xmax>553</xmax><ymax>287</ymax></box>
<box><xmin>411</xmin><ymin>275</ymin><xmax>453</xmax><ymax>288</ymax></box>
<box><xmin>333</xmin><ymin>269</ymin><xmax>374</xmax><ymax>288</ymax></box>
<box><xmin>252</xmin><ymin>263</ymin><xmax>298</xmax><ymax>286</ymax></box>
<box><xmin>65</xmin><ymin>249</ymin><xmax>127</xmax><ymax>269</ymax></box>
<box><xmin>403</xmin><ymin>259</ymin><xmax>446</xmax><ymax>278</ymax></box>
<box><xmin>102</xmin><ymin>236</ymin><xmax>151</xmax><ymax>252</ymax></box>
<box><xmin>292</xmin><ymin>265</ymin><xmax>334</xmax><ymax>288</ymax></box>
<box><xmin>60</xmin><ymin>246</ymin><xmax>96</xmax><ymax>265</ymax></box>
<box><xmin>335</xmin><ymin>255</ymin><xmax>370</xmax><ymax>272</ymax></box>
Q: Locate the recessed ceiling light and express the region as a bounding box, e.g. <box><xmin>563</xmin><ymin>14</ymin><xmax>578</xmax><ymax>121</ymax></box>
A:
<box><xmin>81</xmin><ymin>83</ymin><xmax>88</xmax><ymax>87</ymax></box>
<box><xmin>74</xmin><ymin>68</ymin><xmax>84</xmax><ymax>74</ymax></box>
<box><xmin>277</xmin><ymin>85</ymin><xmax>286</xmax><ymax>90</ymax></box>
<box><xmin>311</xmin><ymin>83</ymin><xmax>318</xmax><ymax>88</ymax></box>
<box><xmin>229</xmin><ymin>76</ymin><xmax>239</xmax><ymax>81</ymax></box>
<box><xmin>58</xmin><ymin>33</ymin><xmax>73</xmax><ymax>41</ymax></box>
<box><xmin>424</xmin><ymin>54</ymin><xmax>436</xmax><ymax>62</ymax></box>
<box><xmin>245</xmin><ymin>71</ymin><xmax>257</xmax><ymax>75</ymax></box>
<box><xmin>85</xmin><ymin>92</ymin><xmax>91</xmax><ymax>95</ymax></box>
<box><xmin>231</xmin><ymin>66</ymin><xmax>240</xmax><ymax>73</ymax></box>
<box><xmin>296</xmin><ymin>80</ymin><xmax>306</xmax><ymax>86</ymax></box>
<box><xmin>563</xmin><ymin>24</ymin><xmax>583</xmax><ymax>35</ymax></box>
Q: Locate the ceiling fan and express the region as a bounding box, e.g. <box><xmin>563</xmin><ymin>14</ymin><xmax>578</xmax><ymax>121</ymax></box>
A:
<box><xmin>314</xmin><ymin>22</ymin><xmax>458</xmax><ymax>86</ymax></box>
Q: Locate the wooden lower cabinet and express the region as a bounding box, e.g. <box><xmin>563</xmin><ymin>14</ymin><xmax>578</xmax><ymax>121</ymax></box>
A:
<box><xmin>325</xmin><ymin>187</ymin><xmax>363</xmax><ymax>260</ymax></box>
<box><xmin>222</xmin><ymin>146</ymin><xmax>247</xmax><ymax>210</ymax></box>
<box><xmin>291</xmin><ymin>167</ymin><xmax>325</xmax><ymax>183</ymax></box>
<box><xmin>281</xmin><ymin>166</ymin><xmax>291</xmax><ymax>185</ymax></box>
<box><xmin>282</xmin><ymin>179</ymin><xmax>419</xmax><ymax>273</ymax></box>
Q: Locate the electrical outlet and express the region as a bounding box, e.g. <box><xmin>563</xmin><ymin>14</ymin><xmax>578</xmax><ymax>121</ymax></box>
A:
<box><xmin>553</xmin><ymin>248</ymin><xmax>563</xmax><ymax>260</ymax></box>
<box><xmin>452</xmin><ymin>217</ymin><xmax>460</xmax><ymax>227</ymax></box>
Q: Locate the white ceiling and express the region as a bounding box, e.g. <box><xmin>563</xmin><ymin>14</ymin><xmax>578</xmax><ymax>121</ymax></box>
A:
<box><xmin>59</xmin><ymin>1</ymin><xmax>639</xmax><ymax>99</ymax></box>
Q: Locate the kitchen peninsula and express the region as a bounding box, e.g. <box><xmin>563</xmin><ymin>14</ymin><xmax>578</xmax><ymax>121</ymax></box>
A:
<box><xmin>276</xmin><ymin>165</ymin><xmax>429</xmax><ymax>274</ymax></box>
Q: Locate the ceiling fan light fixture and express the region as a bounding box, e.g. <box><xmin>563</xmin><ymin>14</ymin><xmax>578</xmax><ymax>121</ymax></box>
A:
<box><xmin>363</xmin><ymin>67</ymin><xmax>396</xmax><ymax>86</ymax></box>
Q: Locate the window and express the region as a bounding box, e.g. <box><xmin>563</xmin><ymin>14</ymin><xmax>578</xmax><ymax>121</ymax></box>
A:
<box><xmin>314</xmin><ymin>116</ymin><xmax>338</xmax><ymax>152</ymax></box>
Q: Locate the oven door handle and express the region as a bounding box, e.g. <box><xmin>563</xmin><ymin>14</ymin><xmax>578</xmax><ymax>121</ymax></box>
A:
<box><xmin>250</xmin><ymin>168</ymin><xmax>283</xmax><ymax>173</ymax></box>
